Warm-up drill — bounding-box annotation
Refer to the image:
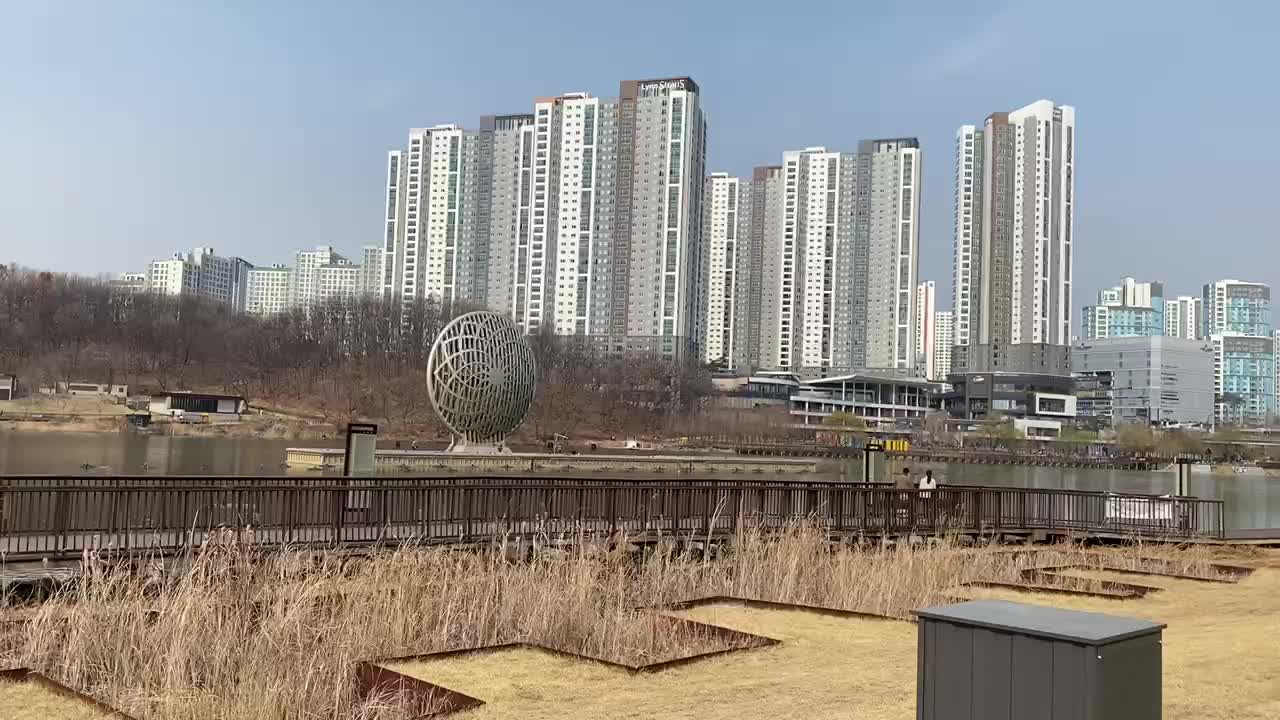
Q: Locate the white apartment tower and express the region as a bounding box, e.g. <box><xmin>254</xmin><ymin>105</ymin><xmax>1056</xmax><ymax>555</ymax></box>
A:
<box><xmin>915</xmin><ymin>281</ymin><xmax>937</xmax><ymax>379</ymax></box>
<box><xmin>246</xmin><ymin>265</ymin><xmax>292</xmax><ymax>316</ymax></box>
<box><xmin>953</xmin><ymin>100</ymin><xmax>1075</xmax><ymax>364</ymax></box>
<box><xmin>315</xmin><ymin>259</ymin><xmax>362</xmax><ymax>304</ymax></box>
<box><xmin>1165</xmin><ymin>296</ymin><xmax>1203</xmax><ymax>340</ymax></box>
<box><xmin>702</xmin><ymin>173</ymin><xmax>743</xmax><ymax>364</ymax></box>
<box><xmin>933</xmin><ymin>311</ymin><xmax>955</xmax><ymax>381</ymax></box>
<box><xmin>382</xmin><ymin>77</ymin><xmax>706</xmax><ymax>359</ymax></box>
<box><xmin>146</xmin><ymin>247</ymin><xmax>251</xmax><ymax>312</ymax></box>
<box><xmin>359</xmin><ymin>245</ymin><xmax>382</xmax><ymax>297</ymax></box>
<box><xmin>760</xmin><ymin>139</ymin><xmax>920</xmax><ymax>372</ymax></box>
<box><xmin>293</xmin><ymin>246</ymin><xmax>345</xmax><ymax>308</ymax></box>
<box><xmin>388</xmin><ymin>125</ymin><xmax>478</xmax><ymax>307</ymax></box>
<box><xmin>952</xmin><ymin>125</ymin><xmax>980</xmax><ymax>349</ymax></box>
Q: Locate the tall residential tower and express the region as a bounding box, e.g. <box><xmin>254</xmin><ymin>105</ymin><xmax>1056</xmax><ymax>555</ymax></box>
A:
<box><xmin>382</xmin><ymin>77</ymin><xmax>706</xmax><ymax>359</ymax></box>
<box><xmin>757</xmin><ymin>140</ymin><xmax>921</xmax><ymax>373</ymax></box>
<box><xmin>953</xmin><ymin>100</ymin><xmax>1076</xmax><ymax>368</ymax></box>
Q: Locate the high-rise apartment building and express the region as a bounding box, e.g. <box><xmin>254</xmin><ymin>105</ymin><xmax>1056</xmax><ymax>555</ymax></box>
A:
<box><xmin>146</xmin><ymin>247</ymin><xmax>252</xmax><ymax>312</ymax></box>
<box><xmin>1209</xmin><ymin>333</ymin><xmax>1275</xmax><ymax>426</ymax></box>
<box><xmin>1203</xmin><ymin>279</ymin><xmax>1271</xmax><ymax>337</ymax></box>
<box><xmin>315</xmin><ymin>259</ymin><xmax>363</xmax><ymax>305</ymax></box>
<box><xmin>701</xmin><ymin>173</ymin><xmax>751</xmax><ymax>365</ymax></box>
<box><xmin>1202</xmin><ymin>279</ymin><xmax>1273</xmax><ymax>425</ymax></box>
<box><xmin>383</xmin><ymin>77</ymin><xmax>707</xmax><ymax>359</ymax></box>
<box><xmin>915</xmin><ymin>281</ymin><xmax>937</xmax><ymax>379</ymax></box>
<box><xmin>752</xmin><ymin>165</ymin><xmax>786</xmax><ymax>371</ymax></box>
<box><xmin>293</xmin><ymin>246</ymin><xmax>346</xmax><ymax>308</ymax></box>
<box><xmin>479</xmin><ymin>113</ymin><xmax>535</xmax><ymax>321</ymax></box>
<box><xmin>1165</xmin><ymin>296</ymin><xmax>1203</xmax><ymax>339</ymax></box>
<box><xmin>1082</xmin><ymin>277</ymin><xmax>1164</xmax><ymax>339</ymax></box>
<box><xmin>246</xmin><ymin>265</ymin><xmax>292</xmax><ymax>316</ymax></box>
<box><xmin>359</xmin><ymin>245</ymin><xmax>382</xmax><ymax>299</ymax></box>
<box><xmin>933</xmin><ymin>311</ymin><xmax>954</xmax><ymax>381</ymax></box>
<box><xmin>383</xmin><ymin>125</ymin><xmax>485</xmax><ymax>309</ymax></box>
<box><xmin>953</xmin><ymin>100</ymin><xmax>1075</xmax><ymax>367</ymax></box>
<box><xmin>757</xmin><ymin>140</ymin><xmax>920</xmax><ymax>373</ymax></box>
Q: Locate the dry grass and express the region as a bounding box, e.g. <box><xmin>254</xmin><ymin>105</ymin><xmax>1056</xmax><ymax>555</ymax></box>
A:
<box><xmin>0</xmin><ymin>677</ymin><xmax>118</xmax><ymax>720</ymax></box>
<box><xmin>0</xmin><ymin>526</ymin><xmax>1274</xmax><ymax>719</ymax></box>
<box><xmin>387</xmin><ymin>606</ymin><xmax>917</xmax><ymax>720</ymax></box>
<box><xmin>957</xmin><ymin>567</ymin><xmax>1280</xmax><ymax>720</ymax></box>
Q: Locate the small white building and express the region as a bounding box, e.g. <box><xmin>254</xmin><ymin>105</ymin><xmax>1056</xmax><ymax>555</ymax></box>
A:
<box><xmin>149</xmin><ymin>391</ymin><xmax>246</xmax><ymax>419</ymax></box>
<box><xmin>57</xmin><ymin>382</ymin><xmax>128</xmax><ymax>398</ymax></box>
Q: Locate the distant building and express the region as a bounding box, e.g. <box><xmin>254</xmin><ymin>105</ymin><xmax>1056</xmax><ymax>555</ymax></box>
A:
<box><xmin>56</xmin><ymin>381</ymin><xmax>128</xmax><ymax>398</ymax></box>
<box><xmin>1201</xmin><ymin>280</ymin><xmax>1273</xmax><ymax>426</ymax></box>
<box><xmin>246</xmin><ymin>265</ymin><xmax>292</xmax><ymax>316</ymax></box>
<box><xmin>149</xmin><ymin>391</ymin><xmax>247</xmax><ymax>418</ymax></box>
<box><xmin>789</xmin><ymin>374</ymin><xmax>936</xmax><ymax>431</ymax></box>
<box><xmin>916</xmin><ymin>282</ymin><xmax>937</xmax><ymax>380</ymax></box>
<box><xmin>952</xmin><ymin>342</ymin><xmax>1072</xmax><ymax>376</ymax></box>
<box><xmin>293</xmin><ymin>246</ymin><xmax>346</xmax><ymax>308</ymax></box>
<box><xmin>1073</xmin><ymin>336</ymin><xmax>1215</xmax><ymax>428</ymax></box>
<box><xmin>383</xmin><ymin>78</ymin><xmax>710</xmax><ymax>362</ymax></box>
<box><xmin>763</xmin><ymin>140</ymin><xmax>921</xmax><ymax>372</ymax></box>
<box><xmin>1165</xmin><ymin>296</ymin><xmax>1203</xmax><ymax>340</ymax></box>
<box><xmin>952</xmin><ymin>100</ymin><xmax>1076</xmax><ymax>359</ymax></box>
<box><xmin>932</xmin><ymin>311</ymin><xmax>954</xmax><ymax>382</ymax></box>
<box><xmin>1203</xmin><ymin>279</ymin><xmax>1271</xmax><ymax>337</ymax></box>
<box><xmin>109</xmin><ymin>272</ymin><xmax>148</xmax><ymax>295</ymax></box>
<box><xmin>701</xmin><ymin>173</ymin><xmax>748</xmax><ymax>366</ymax></box>
<box><xmin>315</xmin><ymin>259</ymin><xmax>363</xmax><ymax>305</ymax></box>
<box><xmin>1081</xmin><ymin>277</ymin><xmax>1164</xmax><ymax>339</ymax></box>
<box><xmin>1209</xmin><ymin>333</ymin><xmax>1275</xmax><ymax>426</ymax></box>
<box><xmin>146</xmin><ymin>247</ymin><xmax>252</xmax><ymax>312</ymax></box>
<box><xmin>943</xmin><ymin>371</ymin><xmax>1076</xmax><ymax>438</ymax></box>
<box><xmin>359</xmin><ymin>245</ymin><xmax>383</xmax><ymax>298</ymax></box>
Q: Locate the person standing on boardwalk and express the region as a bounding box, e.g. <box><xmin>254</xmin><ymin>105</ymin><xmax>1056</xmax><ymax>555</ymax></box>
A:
<box><xmin>896</xmin><ymin>467</ymin><xmax>914</xmax><ymax>490</ymax></box>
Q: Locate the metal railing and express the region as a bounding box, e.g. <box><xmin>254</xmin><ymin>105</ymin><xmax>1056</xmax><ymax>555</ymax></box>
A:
<box><xmin>0</xmin><ymin>477</ymin><xmax>1225</xmax><ymax>560</ymax></box>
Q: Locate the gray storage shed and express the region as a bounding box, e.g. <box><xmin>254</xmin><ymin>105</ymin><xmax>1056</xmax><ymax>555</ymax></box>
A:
<box><xmin>914</xmin><ymin>599</ymin><xmax>1165</xmax><ymax>720</ymax></box>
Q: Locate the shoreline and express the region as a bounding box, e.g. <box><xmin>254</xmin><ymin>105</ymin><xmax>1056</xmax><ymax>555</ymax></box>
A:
<box><xmin>0</xmin><ymin>416</ymin><xmax>337</xmax><ymax>441</ymax></box>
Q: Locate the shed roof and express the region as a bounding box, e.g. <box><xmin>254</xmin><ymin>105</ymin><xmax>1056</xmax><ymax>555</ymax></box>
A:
<box><xmin>914</xmin><ymin>599</ymin><xmax>1164</xmax><ymax>644</ymax></box>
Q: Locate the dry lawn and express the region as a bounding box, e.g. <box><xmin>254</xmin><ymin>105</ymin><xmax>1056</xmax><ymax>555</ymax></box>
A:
<box><xmin>387</xmin><ymin>607</ymin><xmax>916</xmax><ymax>720</ymax></box>
<box><xmin>958</xmin><ymin>567</ymin><xmax>1280</xmax><ymax>720</ymax></box>
<box><xmin>0</xmin><ymin>527</ymin><xmax>1274</xmax><ymax>719</ymax></box>
<box><xmin>0</xmin><ymin>678</ymin><xmax>118</xmax><ymax>720</ymax></box>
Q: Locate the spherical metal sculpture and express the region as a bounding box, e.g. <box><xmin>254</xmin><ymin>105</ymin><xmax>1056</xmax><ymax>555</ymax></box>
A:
<box><xmin>427</xmin><ymin>311</ymin><xmax>536</xmax><ymax>453</ymax></box>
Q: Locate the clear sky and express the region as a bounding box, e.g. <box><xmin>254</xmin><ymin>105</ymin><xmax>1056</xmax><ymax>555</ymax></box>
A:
<box><xmin>2</xmin><ymin>0</ymin><xmax>1277</xmax><ymax>313</ymax></box>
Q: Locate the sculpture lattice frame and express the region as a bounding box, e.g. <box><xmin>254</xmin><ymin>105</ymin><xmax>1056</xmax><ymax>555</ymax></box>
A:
<box><xmin>426</xmin><ymin>311</ymin><xmax>536</xmax><ymax>453</ymax></box>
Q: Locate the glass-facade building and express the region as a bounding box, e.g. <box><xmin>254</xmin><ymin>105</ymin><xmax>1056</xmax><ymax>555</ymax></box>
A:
<box><xmin>1211</xmin><ymin>334</ymin><xmax>1275</xmax><ymax>425</ymax></box>
<box><xmin>1203</xmin><ymin>280</ymin><xmax>1273</xmax><ymax>425</ymax></box>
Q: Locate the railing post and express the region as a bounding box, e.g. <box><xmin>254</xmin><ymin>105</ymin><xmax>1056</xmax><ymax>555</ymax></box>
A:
<box><xmin>465</xmin><ymin>486</ymin><xmax>473</xmax><ymax>539</ymax></box>
<box><xmin>734</xmin><ymin>487</ymin><xmax>743</xmax><ymax>533</ymax></box>
<box><xmin>609</xmin><ymin>487</ymin><xmax>617</xmax><ymax>536</ymax></box>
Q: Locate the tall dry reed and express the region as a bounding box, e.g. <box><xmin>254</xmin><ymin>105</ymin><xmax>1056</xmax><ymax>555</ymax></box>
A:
<box><xmin>3</xmin><ymin>524</ymin><xmax>1256</xmax><ymax>719</ymax></box>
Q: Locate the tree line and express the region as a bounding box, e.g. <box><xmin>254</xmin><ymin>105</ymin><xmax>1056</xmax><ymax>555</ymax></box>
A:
<box><xmin>0</xmin><ymin>268</ymin><xmax>720</xmax><ymax>439</ymax></box>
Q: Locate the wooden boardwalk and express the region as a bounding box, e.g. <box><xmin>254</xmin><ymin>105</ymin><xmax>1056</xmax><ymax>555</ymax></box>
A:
<box><xmin>0</xmin><ymin>475</ymin><xmax>1229</xmax><ymax>561</ymax></box>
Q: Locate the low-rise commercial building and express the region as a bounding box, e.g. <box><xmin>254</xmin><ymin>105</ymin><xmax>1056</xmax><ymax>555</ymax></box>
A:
<box><xmin>789</xmin><ymin>374</ymin><xmax>936</xmax><ymax>431</ymax></box>
<box><xmin>0</xmin><ymin>374</ymin><xmax>16</xmax><ymax>401</ymax></box>
<box><xmin>943</xmin><ymin>372</ymin><xmax>1076</xmax><ymax>437</ymax></box>
<box><xmin>1072</xmin><ymin>336</ymin><xmax>1215</xmax><ymax>428</ymax></box>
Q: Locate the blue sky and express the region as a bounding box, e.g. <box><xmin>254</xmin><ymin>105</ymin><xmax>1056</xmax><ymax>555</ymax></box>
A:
<box><xmin>1</xmin><ymin>0</ymin><xmax>1277</xmax><ymax>313</ymax></box>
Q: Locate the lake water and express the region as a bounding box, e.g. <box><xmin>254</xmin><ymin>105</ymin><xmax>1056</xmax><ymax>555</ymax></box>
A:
<box><xmin>1</xmin><ymin>431</ymin><xmax>1276</xmax><ymax>530</ymax></box>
